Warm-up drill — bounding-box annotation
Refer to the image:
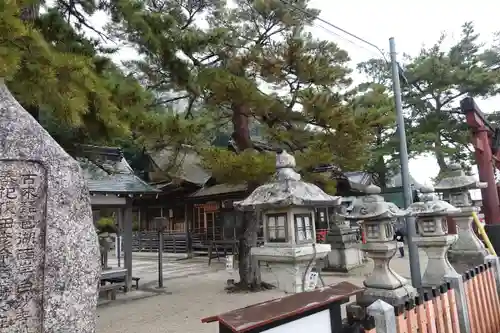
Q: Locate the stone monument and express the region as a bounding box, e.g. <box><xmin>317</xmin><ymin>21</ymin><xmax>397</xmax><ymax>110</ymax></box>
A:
<box><xmin>346</xmin><ymin>185</ymin><xmax>416</xmax><ymax>306</ymax></box>
<box><xmin>434</xmin><ymin>164</ymin><xmax>488</xmax><ymax>273</ymax></box>
<box><xmin>406</xmin><ymin>186</ymin><xmax>459</xmax><ymax>289</ymax></box>
<box><xmin>234</xmin><ymin>150</ymin><xmax>338</xmax><ymax>293</ymax></box>
<box><xmin>323</xmin><ymin>205</ymin><xmax>365</xmax><ymax>272</ymax></box>
<box><xmin>0</xmin><ymin>81</ymin><xmax>100</xmax><ymax>332</ymax></box>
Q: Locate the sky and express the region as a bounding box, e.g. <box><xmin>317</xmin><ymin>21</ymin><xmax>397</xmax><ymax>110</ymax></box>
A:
<box><xmin>89</xmin><ymin>0</ymin><xmax>500</xmax><ymax>188</ymax></box>
<box><xmin>305</xmin><ymin>0</ymin><xmax>500</xmax><ymax>187</ymax></box>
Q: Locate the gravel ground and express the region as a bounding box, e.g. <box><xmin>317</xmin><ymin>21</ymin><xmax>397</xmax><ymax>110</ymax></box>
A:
<box><xmin>97</xmin><ymin>248</ymin><xmax>428</xmax><ymax>333</ymax></box>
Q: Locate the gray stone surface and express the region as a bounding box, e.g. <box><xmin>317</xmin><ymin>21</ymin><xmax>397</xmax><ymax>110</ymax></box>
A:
<box><xmin>406</xmin><ymin>186</ymin><xmax>458</xmax><ymax>288</ymax></box>
<box><xmin>0</xmin><ymin>81</ymin><xmax>100</xmax><ymax>332</ymax></box>
<box><xmin>447</xmin><ymin>210</ymin><xmax>488</xmax><ymax>273</ymax></box>
<box><xmin>366</xmin><ymin>300</ymin><xmax>397</xmax><ymax>333</ymax></box>
<box><xmin>346</xmin><ymin>185</ymin><xmax>416</xmax><ymax>306</ymax></box>
<box><xmin>234</xmin><ymin>150</ymin><xmax>341</xmax><ymax>210</ymax></box>
<box><xmin>324</xmin><ymin>215</ymin><xmax>365</xmax><ymax>272</ymax></box>
<box><xmin>434</xmin><ymin>165</ymin><xmax>488</xmax><ymax>273</ymax></box>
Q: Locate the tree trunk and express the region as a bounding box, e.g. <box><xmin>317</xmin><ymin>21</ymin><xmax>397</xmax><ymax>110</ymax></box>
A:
<box><xmin>374</xmin><ymin>156</ymin><xmax>388</xmax><ymax>189</ymax></box>
<box><xmin>434</xmin><ymin>135</ymin><xmax>448</xmax><ymax>175</ymax></box>
<box><xmin>230</xmin><ymin>103</ymin><xmax>263</xmax><ymax>290</ymax></box>
<box><xmin>20</xmin><ymin>1</ymin><xmax>41</xmax><ymax>123</ymax></box>
<box><xmin>238</xmin><ymin>210</ymin><xmax>261</xmax><ymax>289</ymax></box>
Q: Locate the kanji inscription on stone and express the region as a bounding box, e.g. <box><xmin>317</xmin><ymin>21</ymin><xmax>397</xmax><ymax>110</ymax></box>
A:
<box><xmin>0</xmin><ymin>161</ymin><xmax>46</xmax><ymax>332</ymax></box>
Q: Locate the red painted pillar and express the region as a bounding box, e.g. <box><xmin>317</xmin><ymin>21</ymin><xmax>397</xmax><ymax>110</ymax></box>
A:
<box><xmin>475</xmin><ymin>128</ymin><xmax>500</xmax><ymax>225</ymax></box>
<box><xmin>447</xmin><ymin>217</ymin><xmax>457</xmax><ymax>234</ymax></box>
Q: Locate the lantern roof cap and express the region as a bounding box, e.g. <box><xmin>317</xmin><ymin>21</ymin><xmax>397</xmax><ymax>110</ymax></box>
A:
<box><xmin>406</xmin><ymin>185</ymin><xmax>459</xmax><ymax>217</ymax></box>
<box><xmin>434</xmin><ymin>164</ymin><xmax>487</xmax><ymax>191</ymax></box>
<box><xmin>234</xmin><ymin>150</ymin><xmax>341</xmax><ymax>211</ymax></box>
<box><xmin>345</xmin><ymin>185</ymin><xmax>407</xmax><ymax>220</ymax></box>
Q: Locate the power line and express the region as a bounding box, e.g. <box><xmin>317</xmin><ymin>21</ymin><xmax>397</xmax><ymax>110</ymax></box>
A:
<box><xmin>279</xmin><ymin>0</ymin><xmax>413</xmax><ymax>87</ymax></box>
<box><xmin>314</xmin><ymin>22</ymin><xmax>383</xmax><ymax>58</ymax></box>
<box><xmin>279</xmin><ymin>0</ymin><xmax>389</xmax><ymax>62</ymax></box>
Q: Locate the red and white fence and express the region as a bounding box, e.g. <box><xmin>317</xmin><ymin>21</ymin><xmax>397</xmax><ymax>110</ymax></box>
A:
<box><xmin>367</xmin><ymin>258</ymin><xmax>500</xmax><ymax>333</ymax></box>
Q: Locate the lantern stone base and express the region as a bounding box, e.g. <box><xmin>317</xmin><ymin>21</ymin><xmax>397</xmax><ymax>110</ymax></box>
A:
<box><xmin>448</xmin><ymin>249</ymin><xmax>488</xmax><ymax>274</ymax></box>
<box><xmin>323</xmin><ymin>226</ymin><xmax>365</xmax><ymax>272</ymax></box>
<box><xmin>359</xmin><ymin>242</ymin><xmax>417</xmax><ymax>307</ymax></box>
<box><xmin>251</xmin><ymin>244</ymin><xmax>331</xmax><ymax>294</ymax></box>
<box><xmin>357</xmin><ymin>285</ymin><xmax>417</xmax><ymax>307</ymax></box>
<box><xmin>414</xmin><ymin>235</ymin><xmax>458</xmax><ymax>289</ymax></box>
<box><xmin>447</xmin><ymin>213</ymin><xmax>488</xmax><ymax>273</ymax></box>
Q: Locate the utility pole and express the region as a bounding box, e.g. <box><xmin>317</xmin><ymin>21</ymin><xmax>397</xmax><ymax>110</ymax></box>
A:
<box><xmin>389</xmin><ymin>37</ymin><xmax>422</xmax><ymax>288</ymax></box>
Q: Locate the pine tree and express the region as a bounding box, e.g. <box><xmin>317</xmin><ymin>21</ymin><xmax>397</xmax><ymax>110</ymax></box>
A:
<box><xmin>111</xmin><ymin>0</ymin><xmax>384</xmax><ymax>289</ymax></box>
<box><xmin>1</xmin><ymin>0</ymin><xmax>165</xmax><ymax>148</ymax></box>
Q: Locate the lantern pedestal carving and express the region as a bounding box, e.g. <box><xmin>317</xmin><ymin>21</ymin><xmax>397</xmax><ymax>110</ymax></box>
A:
<box><xmin>344</xmin><ymin>185</ymin><xmax>416</xmax><ymax>307</ymax></box>
<box><xmin>252</xmin><ymin>244</ymin><xmax>331</xmax><ymax>294</ymax></box>
<box><xmin>357</xmin><ymin>242</ymin><xmax>416</xmax><ymax>307</ymax></box>
<box><xmin>414</xmin><ymin>235</ymin><xmax>457</xmax><ymax>289</ymax></box>
<box><xmin>448</xmin><ymin>211</ymin><xmax>488</xmax><ymax>273</ymax></box>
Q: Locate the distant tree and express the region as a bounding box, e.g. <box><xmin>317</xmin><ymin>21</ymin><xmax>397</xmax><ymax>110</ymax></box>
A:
<box><xmin>351</xmin><ymin>63</ymin><xmax>398</xmax><ymax>188</ymax></box>
<box><xmin>401</xmin><ymin>22</ymin><xmax>500</xmax><ymax>174</ymax></box>
<box><xmin>112</xmin><ymin>0</ymin><xmax>384</xmax><ymax>290</ymax></box>
<box><xmin>358</xmin><ymin>23</ymin><xmax>500</xmax><ymax>177</ymax></box>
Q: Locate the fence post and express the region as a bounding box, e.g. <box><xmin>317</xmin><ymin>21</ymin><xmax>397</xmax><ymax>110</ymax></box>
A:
<box><xmin>367</xmin><ymin>299</ymin><xmax>397</xmax><ymax>333</ymax></box>
<box><xmin>445</xmin><ymin>271</ymin><xmax>471</xmax><ymax>333</ymax></box>
<box><xmin>485</xmin><ymin>255</ymin><xmax>500</xmax><ymax>293</ymax></box>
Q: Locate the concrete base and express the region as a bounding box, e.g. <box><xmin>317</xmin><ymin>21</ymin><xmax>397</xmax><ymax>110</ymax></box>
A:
<box><xmin>251</xmin><ymin>244</ymin><xmax>331</xmax><ymax>294</ymax></box>
<box><xmin>264</xmin><ymin>261</ymin><xmax>316</xmax><ymax>293</ymax></box>
<box><xmin>357</xmin><ymin>285</ymin><xmax>417</xmax><ymax>307</ymax></box>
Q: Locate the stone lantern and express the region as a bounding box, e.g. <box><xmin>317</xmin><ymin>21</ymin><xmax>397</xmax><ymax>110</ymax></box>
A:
<box><xmin>406</xmin><ymin>186</ymin><xmax>459</xmax><ymax>289</ymax></box>
<box><xmin>324</xmin><ymin>205</ymin><xmax>365</xmax><ymax>272</ymax></box>
<box><xmin>434</xmin><ymin>164</ymin><xmax>488</xmax><ymax>273</ymax></box>
<box><xmin>234</xmin><ymin>150</ymin><xmax>338</xmax><ymax>294</ymax></box>
<box><xmin>346</xmin><ymin>185</ymin><xmax>416</xmax><ymax>306</ymax></box>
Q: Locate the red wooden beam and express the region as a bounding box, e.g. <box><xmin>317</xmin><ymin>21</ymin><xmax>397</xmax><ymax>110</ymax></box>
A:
<box><xmin>461</xmin><ymin>97</ymin><xmax>500</xmax><ymax>225</ymax></box>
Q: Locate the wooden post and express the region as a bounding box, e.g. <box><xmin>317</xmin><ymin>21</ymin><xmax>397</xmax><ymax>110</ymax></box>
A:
<box><xmin>117</xmin><ymin>208</ymin><xmax>123</xmax><ymax>268</ymax></box>
<box><xmin>123</xmin><ymin>198</ymin><xmax>134</xmax><ymax>292</ymax></box>
<box><xmin>158</xmin><ymin>228</ymin><xmax>164</xmax><ymax>288</ymax></box>
<box><xmin>447</xmin><ymin>216</ymin><xmax>457</xmax><ymax>234</ymax></box>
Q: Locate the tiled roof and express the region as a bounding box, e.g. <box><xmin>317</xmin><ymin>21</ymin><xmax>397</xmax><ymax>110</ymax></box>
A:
<box><xmin>76</xmin><ymin>145</ymin><xmax>159</xmax><ymax>194</ymax></box>
<box><xmin>149</xmin><ymin>146</ymin><xmax>211</xmax><ymax>186</ymax></box>
<box><xmin>189</xmin><ymin>184</ymin><xmax>248</xmax><ymax>198</ymax></box>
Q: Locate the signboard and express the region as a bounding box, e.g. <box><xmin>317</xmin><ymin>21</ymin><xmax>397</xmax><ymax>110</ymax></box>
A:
<box><xmin>201</xmin><ymin>281</ymin><xmax>363</xmax><ymax>333</ymax></box>
<box><xmin>195</xmin><ymin>202</ymin><xmax>219</xmax><ymax>212</ymax></box>
<box><xmin>306</xmin><ymin>271</ymin><xmax>319</xmax><ymax>291</ymax></box>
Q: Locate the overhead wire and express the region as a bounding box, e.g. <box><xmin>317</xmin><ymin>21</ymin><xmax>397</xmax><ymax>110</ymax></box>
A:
<box><xmin>278</xmin><ymin>0</ymin><xmax>389</xmax><ymax>62</ymax></box>
<box><xmin>278</xmin><ymin>0</ymin><xmax>412</xmax><ymax>85</ymax></box>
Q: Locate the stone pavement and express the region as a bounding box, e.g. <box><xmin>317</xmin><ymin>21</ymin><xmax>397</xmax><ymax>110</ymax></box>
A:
<box><xmin>97</xmin><ymin>248</ymin><xmax>429</xmax><ymax>333</ymax></box>
<box><xmin>107</xmin><ymin>255</ymin><xmax>225</xmax><ymax>287</ymax></box>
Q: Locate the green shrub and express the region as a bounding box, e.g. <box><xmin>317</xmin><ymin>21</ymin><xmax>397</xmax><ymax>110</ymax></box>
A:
<box><xmin>96</xmin><ymin>217</ymin><xmax>116</xmax><ymax>234</ymax></box>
